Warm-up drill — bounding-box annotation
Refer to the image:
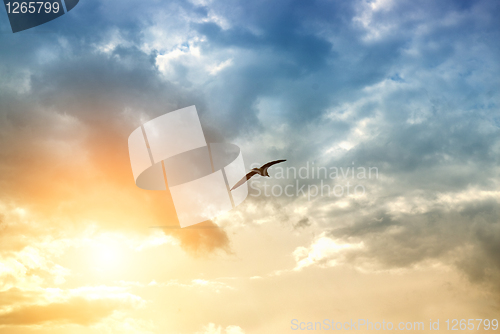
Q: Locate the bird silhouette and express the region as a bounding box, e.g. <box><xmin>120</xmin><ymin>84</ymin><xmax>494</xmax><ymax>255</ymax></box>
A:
<box><xmin>230</xmin><ymin>160</ymin><xmax>286</xmax><ymax>190</ymax></box>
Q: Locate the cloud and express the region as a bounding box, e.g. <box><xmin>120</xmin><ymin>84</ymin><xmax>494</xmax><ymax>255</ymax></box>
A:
<box><xmin>293</xmin><ymin>217</ymin><xmax>311</xmax><ymax>229</ymax></box>
<box><xmin>0</xmin><ymin>0</ymin><xmax>500</xmax><ymax>330</ymax></box>
<box><xmin>0</xmin><ymin>287</ymin><xmax>143</xmax><ymax>326</ymax></box>
<box><xmin>196</xmin><ymin>323</ymin><xmax>245</xmax><ymax>334</ymax></box>
<box><xmin>0</xmin><ymin>296</ymin><xmax>134</xmax><ymax>325</ymax></box>
<box><xmin>293</xmin><ymin>233</ymin><xmax>364</xmax><ymax>271</ymax></box>
<box><xmin>123</xmin><ymin>278</ymin><xmax>235</xmax><ymax>292</ymax></box>
<box><xmin>0</xmin><ymin>35</ymin><xmax>231</xmax><ymax>253</ymax></box>
<box><xmin>290</xmin><ymin>198</ymin><xmax>500</xmax><ymax>298</ymax></box>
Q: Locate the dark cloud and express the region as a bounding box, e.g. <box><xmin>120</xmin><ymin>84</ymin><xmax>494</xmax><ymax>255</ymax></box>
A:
<box><xmin>294</xmin><ymin>217</ymin><xmax>311</xmax><ymax>229</ymax></box>
<box><xmin>0</xmin><ymin>18</ymin><xmax>230</xmax><ymax>252</ymax></box>
<box><xmin>171</xmin><ymin>221</ymin><xmax>232</xmax><ymax>256</ymax></box>
<box><xmin>326</xmin><ymin>200</ymin><xmax>500</xmax><ymax>296</ymax></box>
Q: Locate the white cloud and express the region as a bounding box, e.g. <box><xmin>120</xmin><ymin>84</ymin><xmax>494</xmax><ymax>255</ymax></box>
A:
<box><xmin>207</xmin><ymin>58</ymin><xmax>233</xmax><ymax>75</ymax></box>
<box><xmin>196</xmin><ymin>323</ymin><xmax>245</xmax><ymax>334</ymax></box>
<box><xmin>293</xmin><ymin>233</ymin><xmax>364</xmax><ymax>271</ymax></box>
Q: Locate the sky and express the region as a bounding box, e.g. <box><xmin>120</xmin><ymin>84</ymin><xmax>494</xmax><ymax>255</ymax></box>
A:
<box><xmin>0</xmin><ymin>0</ymin><xmax>499</xmax><ymax>333</ymax></box>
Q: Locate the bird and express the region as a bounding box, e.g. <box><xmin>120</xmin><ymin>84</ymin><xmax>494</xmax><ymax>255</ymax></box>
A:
<box><xmin>230</xmin><ymin>160</ymin><xmax>286</xmax><ymax>190</ymax></box>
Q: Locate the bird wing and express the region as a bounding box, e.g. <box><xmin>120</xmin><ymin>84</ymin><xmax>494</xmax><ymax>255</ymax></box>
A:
<box><xmin>261</xmin><ymin>159</ymin><xmax>286</xmax><ymax>174</ymax></box>
<box><xmin>230</xmin><ymin>171</ymin><xmax>258</xmax><ymax>190</ymax></box>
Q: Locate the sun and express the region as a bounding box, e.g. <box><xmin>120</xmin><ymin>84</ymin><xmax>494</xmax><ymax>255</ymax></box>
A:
<box><xmin>92</xmin><ymin>241</ymin><xmax>125</xmax><ymax>270</ymax></box>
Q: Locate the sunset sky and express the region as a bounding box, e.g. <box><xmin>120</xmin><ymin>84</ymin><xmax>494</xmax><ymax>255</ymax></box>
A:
<box><xmin>0</xmin><ymin>0</ymin><xmax>499</xmax><ymax>333</ymax></box>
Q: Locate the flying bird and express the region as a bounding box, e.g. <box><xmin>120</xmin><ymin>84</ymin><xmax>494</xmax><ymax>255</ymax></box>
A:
<box><xmin>230</xmin><ymin>160</ymin><xmax>286</xmax><ymax>190</ymax></box>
